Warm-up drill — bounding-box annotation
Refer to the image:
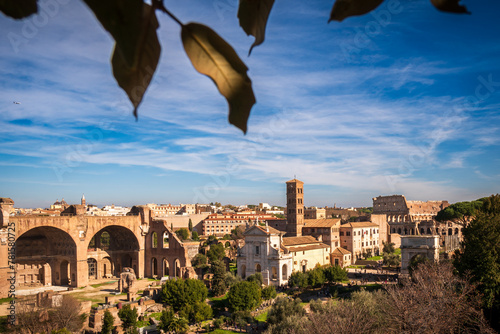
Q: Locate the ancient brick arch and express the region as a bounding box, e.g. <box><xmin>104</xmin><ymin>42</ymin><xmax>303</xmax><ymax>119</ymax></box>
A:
<box><xmin>145</xmin><ymin>220</ymin><xmax>198</xmax><ymax>279</ymax></box>
<box><xmin>16</xmin><ymin>226</ymin><xmax>77</xmax><ymax>287</ymax></box>
<box><xmin>12</xmin><ymin>215</ymin><xmax>146</xmax><ymax>288</ymax></box>
<box><xmin>87</xmin><ymin>225</ymin><xmax>141</xmax><ymax>280</ymax></box>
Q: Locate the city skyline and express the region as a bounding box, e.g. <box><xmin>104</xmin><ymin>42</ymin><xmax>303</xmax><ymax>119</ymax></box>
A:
<box><xmin>1</xmin><ymin>1</ymin><xmax>499</xmax><ymax>208</ymax></box>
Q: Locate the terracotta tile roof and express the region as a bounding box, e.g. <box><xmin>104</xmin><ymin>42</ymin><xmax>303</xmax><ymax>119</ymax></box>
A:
<box><xmin>287</xmin><ymin>244</ymin><xmax>330</xmax><ymax>252</ymax></box>
<box><xmin>332</xmin><ymin>247</ymin><xmax>351</xmax><ymax>256</ymax></box>
<box><xmin>282</xmin><ymin>235</ymin><xmax>319</xmax><ymax>246</ymax></box>
<box><xmin>341</xmin><ymin>222</ymin><xmax>378</xmax><ymax>228</ymax></box>
<box><xmin>303</xmin><ymin>218</ymin><xmax>341</xmax><ymax>228</ymax></box>
<box><xmin>286</xmin><ymin>179</ymin><xmax>304</xmax><ymax>184</ymax></box>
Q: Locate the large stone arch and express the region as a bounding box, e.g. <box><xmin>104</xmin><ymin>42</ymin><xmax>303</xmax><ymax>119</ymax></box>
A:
<box><xmin>16</xmin><ymin>226</ymin><xmax>78</xmax><ymax>287</ymax></box>
<box><xmin>400</xmin><ymin>235</ymin><xmax>440</xmax><ymax>274</ymax></box>
<box><xmin>86</xmin><ymin>225</ymin><xmax>141</xmax><ymax>280</ymax></box>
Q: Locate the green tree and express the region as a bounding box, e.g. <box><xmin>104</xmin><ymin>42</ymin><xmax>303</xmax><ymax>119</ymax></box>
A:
<box><xmin>382</xmin><ymin>241</ymin><xmax>400</xmax><ymax>267</ymax></box>
<box><xmin>454</xmin><ymin>194</ymin><xmax>500</xmax><ymax>330</ymax></box>
<box><xmin>230</xmin><ymin>226</ymin><xmax>245</xmax><ymax>240</ymax></box>
<box><xmin>191</xmin><ymin>230</ymin><xmax>199</xmax><ymax>240</ymax></box>
<box><xmin>308</xmin><ymin>266</ymin><xmax>326</xmax><ymax>287</ymax></box>
<box><xmin>436</xmin><ymin>199</ymin><xmax>485</xmax><ymax>226</ymax></box>
<box><xmin>262</xmin><ymin>285</ymin><xmax>277</xmax><ymax>300</ymax></box>
<box><xmin>179</xmin><ymin>301</ymin><xmax>213</xmax><ymax>324</ymax></box>
<box><xmin>160</xmin><ymin>278</ymin><xmax>208</xmax><ymax>312</ymax></box>
<box><xmin>224</xmin><ymin>271</ymin><xmax>242</xmax><ymax>288</ymax></box>
<box><xmin>158</xmin><ymin>308</ymin><xmax>174</xmax><ymax>332</ymax></box>
<box><xmin>117</xmin><ymin>304</ymin><xmax>138</xmax><ymax>332</ymax></box>
<box><xmin>228</xmin><ymin>281</ymin><xmax>261</xmax><ymax>311</ymax></box>
<box><xmin>176</xmin><ymin>228</ymin><xmax>190</xmax><ymax>240</ymax></box>
<box><xmin>383</xmin><ymin>252</ymin><xmax>401</xmax><ymax>268</ymax></box>
<box><xmin>246</xmin><ymin>272</ymin><xmax>263</xmax><ymax>286</ymax></box>
<box><xmin>167</xmin><ymin>316</ymin><xmax>189</xmax><ymax>334</ymax></box>
<box><xmin>188</xmin><ymin>218</ymin><xmax>193</xmax><ymax>232</ymax></box>
<box><xmin>211</xmin><ymin>260</ymin><xmax>228</xmax><ymax>296</ymax></box>
<box><xmin>191</xmin><ymin>253</ymin><xmax>208</xmax><ymax>269</ymax></box>
<box><xmin>101</xmin><ymin>309</ymin><xmax>115</xmax><ymax>334</ymax></box>
<box><xmin>323</xmin><ymin>265</ymin><xmax>348</xmax><ymax>283</ymax></box>
<box><xmin>267</xmin><ymin>297</ymin><xmax>305</xmax><ymax>326</ymax></box>
<box><xmin>207</xmin><ymin>243</ymin><xmax>225</xmax><ymax>263</ymax></box>
<box><xmin>382</xmin><ymin>241</ymin><xmax>396</xmax><ymax>254</ymax></box>
<box><xmin>288</xmin><ymin>271</ymin><xmax>308</xmax><ymax>289</ymax></box>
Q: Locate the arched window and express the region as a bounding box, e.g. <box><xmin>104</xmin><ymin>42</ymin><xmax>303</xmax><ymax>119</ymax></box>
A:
<box><xmin>255</xmin><ymin>263</ymin><xmax>261</xmax><ymax>273</ymax></box>
<box><xmin>87</xmin><ymin>258</ymin><xmax>97</xmax><ymax>279</ymax></box>
<box><xmin>163</xmin><ymin>258</ymin><xmax>169</xmax><ymax>277</ymax></box>
<box><xmin>152</xmin><ymin>232</ymin><xmax>158</xmax><ymax>248</ymax></box>
<box><xmin>151</xmin><ymin>258</ymin><xmax>158</xmax><ymax>277</ymax></box>
<box><xmin>163</xmin><ymin>231</ymin><xmax>169</xmax><ymax>248</ymax></box>
<box><xmin>100</xmin><ymin>231</ymin><xmax>110</xmax><ymax>251</ymax></box>
<box><xmin>397</xmin><ymin>228</ymin><xmax>402</xmax><ymax>234</ymax></box>
<box><xmin>282</xmin><ymin>264</ymin><xmax>287</xmax><ymax>280</ymax></box>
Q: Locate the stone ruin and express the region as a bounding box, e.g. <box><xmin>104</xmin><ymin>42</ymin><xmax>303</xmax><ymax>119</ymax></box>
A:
<box><xmin>118</xmin><ymin>267</ymin><xmax>136</xmax><ymax>293</ymax></box>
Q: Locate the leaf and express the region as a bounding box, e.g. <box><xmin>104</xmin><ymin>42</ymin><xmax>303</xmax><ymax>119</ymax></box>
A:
<box><xmin>181</xmin><ymin>23</ymin><xmax>256</xmax><ymax>134</ymax></box>
<box><xmin>0</xmin><ymin>0</ymin><xmax>37</xmax><ymax>20</ymax></box>
<box><xmin>83</xmin><ymin>0</ymin><xmax>143</xmax><ymax>69</ymax></box>
<box><xmin>237</xmin><ymin>0</ymin><xmax>275</xmax><ymax>55</ymax></box>
<box><xmin>329</xmin><ymin>0</ymin><xmax>384</xmax><ymax>22</ymax></box>
<box><xmin>84</xmin><ymin>0</ymin><xmax>161</xmax><ymax>118</ymax></box>
<box><xmin>430</xmin><ymin>0</ymin><xmax>470</xmax><ymax>14</ymax></box>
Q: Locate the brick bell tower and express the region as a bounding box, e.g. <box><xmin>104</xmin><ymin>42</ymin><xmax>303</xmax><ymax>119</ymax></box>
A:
<box><xmin>286</xmin><ymin>179</ymin><xmax>304</xmax><ymax>237</ymax></box>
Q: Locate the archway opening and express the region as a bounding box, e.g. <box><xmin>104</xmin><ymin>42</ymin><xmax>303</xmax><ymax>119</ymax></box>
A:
<box><xmin>87</xmin><ymin>225</ymin><xmax>140</xmax><ymax>278</ymax></box>
<box><xmin>16</xmin><ymin>226</ymin><xmax>77</xmax><ymax>287</ymax></box>
<box><xmin>163</xmin><ymin>258</ymin><xmax>169</xmax><ymax>277</ymax></box>
<box><xmin>152</xmin><ymin>258</ymin><xmax>158</xmax><ymax>277</ymax></box>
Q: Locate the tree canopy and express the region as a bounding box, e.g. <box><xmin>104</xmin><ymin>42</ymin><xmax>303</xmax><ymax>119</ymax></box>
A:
<box><xmin>436</xmin><ymin>199</ymin><xmax>485</xmax><ymax>225</ymax></box>
<box><xmin>227</xmin><ymin>280</ymin><xmax>261</xmax><ymax>311</ymax></box>
<box><xmin>454</xmin><ymin>194</ymin><xmax>500</xmax><ymax>329</ymax></box>
<box><xmin>160</xmin><ymin>278</ymin><xmax>208</xmax><ymax>312</ymax></box>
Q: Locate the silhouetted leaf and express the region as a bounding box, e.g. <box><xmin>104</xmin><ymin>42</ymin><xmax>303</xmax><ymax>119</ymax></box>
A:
<box><xmin>83</xmin><ymin>0</ymin><xmax>143</xmax><ymax>69</ymax></box>
<box><xmin>111</xmin><ymin>5</ymin><xmax>161</xmax><ymax>118</ymax></box>
<box><xmin>84</xmin><ymin>0</ymin><xmax>161</xmax><ymax>118</ymax></box>
<box><xmin>0</xmin><ymin>0</ymin><xmax>37</xmax><ymax>19</ymax></box>
<box><xmin>238</xmin><ymin>0</ymin><xmax>275</xmax><ymax>55</ymax></box>
<box><xmin>329</xmin><ymin>0</ymin><xmax>384</xmax><ymax>22</ymax></box>
<box><xmin>181</xmin><ymin>23</ymin><xmax>256</xmax><ymax>133</ymax></box>
<box><xmin>430</xmin><ymin>0</ymin><xmax>470</xmax><ymax>14</ymax></box>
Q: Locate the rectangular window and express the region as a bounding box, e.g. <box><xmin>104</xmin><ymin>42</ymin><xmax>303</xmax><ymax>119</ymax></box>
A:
<box><xmin>346</xmin><ymin>231</ymin><xmax>351</xmax><ymax>236</ymax></box>
<box><xmin>255</xmin><ymin>246</ymin><xmax>260</xmax><ymax>255</ymax></box>
<box><xmin>340</xmin><ymin>231</ymin><xmax>344</xmax><ymax>236</ymax></box>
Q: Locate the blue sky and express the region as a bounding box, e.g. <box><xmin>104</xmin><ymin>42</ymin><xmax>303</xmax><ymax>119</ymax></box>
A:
<box><xmin>1</xmin><ymin>0</ymin><xmax>499</xmax><ymax>209</ymax></box>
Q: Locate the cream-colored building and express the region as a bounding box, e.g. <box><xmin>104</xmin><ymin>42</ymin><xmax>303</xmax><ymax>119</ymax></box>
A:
<box><xmin>304</xmin><ymin>207</ymin><xmax>326</xmax><ymax>219</ymax></box>
<box><xmin>282</xmin><ymin>236</ymin><xmax>331</xmax><ymax>273</ymax></box>
<box><xmin>237</xmin><ymin>225</ymin><xmax>293</xmax><ymax>286</ymax></box>
<box><xmin>340</xmin><ymin>222</ymin><xmax>380</xmax><ymax>260</ymax></box>
<box><xmin>237</xmin><ymin>225</ymin><xmax>332</xmax><ymax>286</ymax></box>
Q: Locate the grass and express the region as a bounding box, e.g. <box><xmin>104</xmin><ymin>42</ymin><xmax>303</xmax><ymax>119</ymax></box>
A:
<box><xmin>395</xmin><ymin>248</ymin><xmax>401</xmax><ymax>255</ymax></box>
<box><xmin>254</xmin><ymin>311</ymin><xmax>268</xmax><ymax>322</ymax></box>
<box><xmin>366</xmin><ymin>255</ymin><xmax>382</xmax><ymax>261</ymax></box>
<box><xmin>209</xmin><ymin>330</ymin><xmax>239</xmax><ymax>334</ymax></box>
<box><xmin>150</xmin><ymin>312</ymin><xmax>163</xmax><ymax>320</ymax></box>
<box><xmin>0</xmin><ymin>297</ymin><xmax>13</xmax><ymax>305</ymax></box>
<box><xmin>137</xmin><ymin>319</ymin><xmax>150</xmax><ymax>328</ymax></box>
<box><xmin>348</xmin><ymin>265</ymin><xmax>366</xmax><ymax>269</ymax></box>
<box><xmin>91</xmin><ymin>280</ymin><xmax>117</xmax><ymax>289</ymax></box>
<box><xmin>148</xmin><ymin>278</ymin><xmax>160</xmax><ymax>281</ymax></box>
